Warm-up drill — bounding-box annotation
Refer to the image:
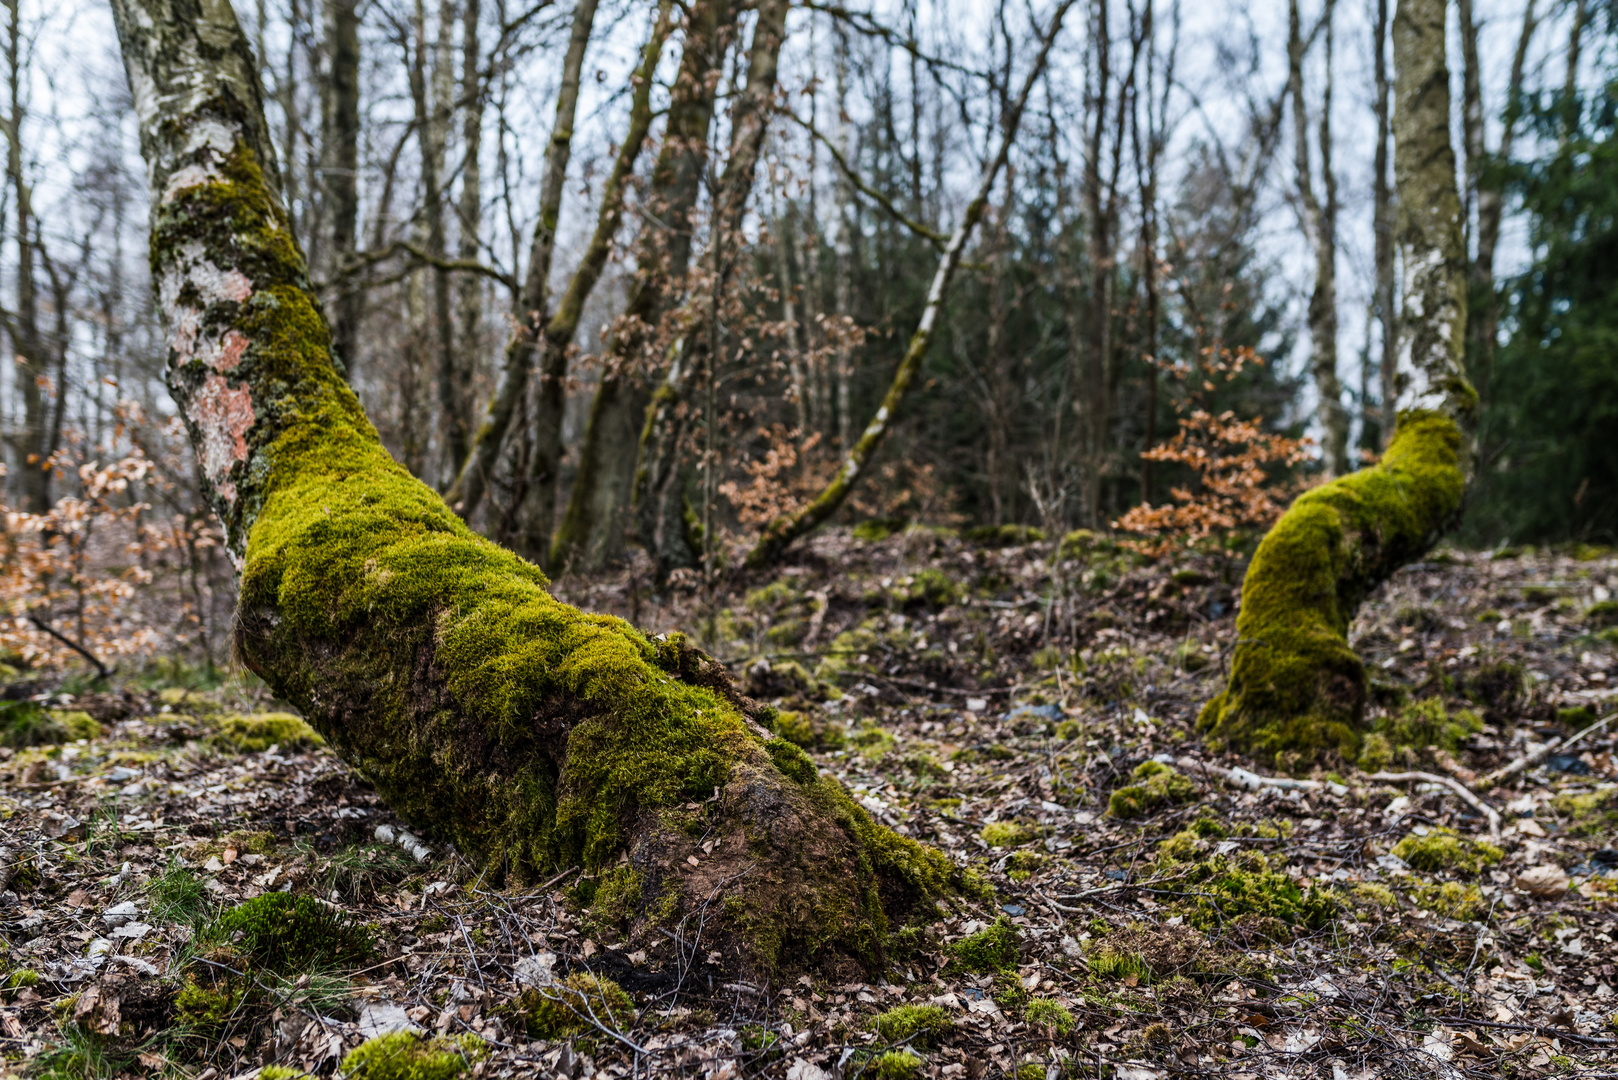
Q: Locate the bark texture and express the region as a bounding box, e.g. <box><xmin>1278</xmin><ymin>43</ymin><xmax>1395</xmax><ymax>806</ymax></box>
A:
<box><xmin>1199</xmin><ymin>0</ymin><xmax>1474</xmax><ymax>768</ymax></box>
<box><xmin>111</xmin><ymin>0</ymin><xmax>967</xmax><ymax>981</ymax></box>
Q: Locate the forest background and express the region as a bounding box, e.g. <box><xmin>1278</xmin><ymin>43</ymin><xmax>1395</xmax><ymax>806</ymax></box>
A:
<box><xmin>0</xmin><ymin>0</ymin><xmax>1611</xmax><ymax>670</ymax></box>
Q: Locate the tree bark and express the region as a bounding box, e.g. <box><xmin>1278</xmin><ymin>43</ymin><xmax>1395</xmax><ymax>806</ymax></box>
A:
<box><xmin>1288</xmin><ymin>0</ymin><xmax>1347</xmax><ymax>478</ymax></box>
<box><xmin>320</xmin><ymin>0</ymin><xmax>361</xmax><ymax>379</ymax></box>
<box><xmin>549</xmin><ymin>0</ymin><xmax>736</xmax><ymax>574</ymax></box>
<box><xmin>3</xmin><ymin>0</ymin><xmax>50</xmax><ymax>513</ymax></box>
<box><xmin>1198</xmin><ymin>0</ymin><xmax>1474</xmax><ymax>769</ymax></box>
<box><xmin>455</xmin><ymin>0</ymin><xmax>483</xmax><ymax>415</ymax></box>
<box><xmin>1370</xmin><ymin>0</ymin><xmax>1395</xmax><ymax>452</ymax></box>
<box><xmin>746</xmin><ymin>0</ymin><xmax>1076</xmax><ymax>569</ymax></box>
<box><xmin>506</xmin><ymin>0</ymin><xmax>674</xmax><ymax>562</ymax></box>
<box><xmin>109</xmin><ymin>0</ymin><xmax>962</xmax><ymax>981</ymax></box>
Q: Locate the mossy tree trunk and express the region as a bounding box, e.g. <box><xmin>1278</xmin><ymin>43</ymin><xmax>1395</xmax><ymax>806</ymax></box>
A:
<box><xmin>110</xmin><ymin>0</ymin><xmax>967</xmax><ymax>981</ymax></box>
<box><xmin>1199</xmin><ymin>0</ymin><xmax>1474</xmax><ymax>768</ymax></box>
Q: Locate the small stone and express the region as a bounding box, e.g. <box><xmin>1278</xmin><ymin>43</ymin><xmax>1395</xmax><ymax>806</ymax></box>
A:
<box><xmin>1516</xmin><ymin>864</ymin><xmax>1570</xmax><ymax>898</ymax></box>
<box><xmin>101</xmin><ymin>901</ymin><xmax>140</xmax><ymax>927</ymax></box>
<box><xmin>203</xmin><ymin>856</ymin><xmax>224</xmax><ymax>873</ymax></box>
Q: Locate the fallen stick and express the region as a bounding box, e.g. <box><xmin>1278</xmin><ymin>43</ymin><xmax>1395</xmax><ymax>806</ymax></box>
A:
<box><xmin>1476</xmin><ymin>711</ymin><xmax>1614</xmax><ymax>792</ymax></box>
<box><xmin>1369</xmin><ymin>770</ymin><xmax>1501</xmax><ymax>837</ymax></box>
<box><xmin>1160</xmin><ymin>755</ymin><xmax>1349</xmax><ymax>797</ymax></box>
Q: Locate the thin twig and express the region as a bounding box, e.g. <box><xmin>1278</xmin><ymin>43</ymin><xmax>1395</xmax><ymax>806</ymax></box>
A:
<box><xmin>1476</xmin><ymin>711</ymin><xmax>1614</xmax><ymax>791</ymax></box>
<box><xmin>1368</xmin><ymin>770</ymin><xmax>1501</xmax><ymax>837</ymax></box>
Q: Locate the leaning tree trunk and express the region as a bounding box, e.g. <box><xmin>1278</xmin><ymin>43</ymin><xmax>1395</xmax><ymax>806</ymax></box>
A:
<box><xmin>1198</xmin><ymin>0</ymin><xmax>1473</xmax><ymax>768</ymax></box>
<box><xmin>109</xmin><ymin>0</ymin><xmax>965</xmax><ymax>981</ymax></box>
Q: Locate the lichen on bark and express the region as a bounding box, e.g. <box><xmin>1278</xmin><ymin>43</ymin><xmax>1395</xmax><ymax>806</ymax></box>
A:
<box><xmin>113</xmin><ymin>0</ymin><xmax>969</xmax><ymax>981</ymax></box>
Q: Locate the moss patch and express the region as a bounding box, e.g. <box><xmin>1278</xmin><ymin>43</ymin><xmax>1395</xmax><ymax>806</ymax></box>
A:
<box><xmin>1358</xmin><ymin>699</ymin><xmax>1482</xmax><ymax>771</ymax></box>
<box><xmin>340</xmin><ymin>1031</ymin><xmax>487</xmax><ymax>1080</ymax></box>
<box><xmin>0</xmin><ymin>702</ymin><xmax>99</xmax><ymax>748</ymax></box>
<box><xmin>980</xmin><ymin>821</ymin><xmax>1041</xmax><ymax>848</ymax></box>
<box><xmin>871</xmin><ymin>1003</ymin><xmax>951</xmax><ymax>1046</ymax></box>
<box><xmin>1024</xmin><ymin>997</ymin><xmax>1075</xmax><ymax>1036</ymax></box>
<box><xmin>772</xmin><ymin>709</ymin><xmax>845</xmax><ymax>752</ymax></box>
<box><xmin>214</xmin><ymin>711</ymin><xmax>323</xmax><ymax>753</ymax></box>
<box><xmin>1198</xmin><ymin>413</ymin><xmax>1469</xmax><ymax>767</ymax></box>
<box><xmin>1154</xmin><ymin>827</ymin><xmax>1337</xmax><ymax>932</ymax></box>
<box><xmin>949</xmin><ymin>916</ymin><xmax>1019</xmax><ymax>973</ymax></box>
<box><xmin>1390</xmin><ymin>829</ymin><xmax>1503</xmax><ymax>875</ymax></box>
<box><xmin>211</xmin><ymin>892</ymin><xmax>372</xmax><ymax>971</ymax></box>
<box><xmin>514</xmin><ymin>974</ymin><xmax>634</xmax><ymax>1039</ymax></box>
<box><xmin>1550</xmin><ymin>786</ymin><xmax>1618</xmax><ymax>836</ymax></box>
<box><xmin>1409</xmin><ymin>880</ymin><xmax>1487</xmax><ymax>920</ymax></box>
<box><xmin>1107</xmin><ymin>760</ymin><xmax>1197</xmax><ymax>819</ymax></box>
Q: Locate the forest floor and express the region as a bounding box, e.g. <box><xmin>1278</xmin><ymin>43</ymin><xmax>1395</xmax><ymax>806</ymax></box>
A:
<box><xmin>1</xmin><ymin>528</ymin><xmax>1617</xmax><ymax>1080</ymax></box>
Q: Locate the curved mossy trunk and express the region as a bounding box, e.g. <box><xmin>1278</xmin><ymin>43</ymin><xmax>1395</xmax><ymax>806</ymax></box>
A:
<box><xmin>111</xmin><ymin>0</ymin><xmax>967</xmax><ymax>980</ymax></box>
<box><xmin>1199</xmin><ymin>0</ymin><xmax>1474</xmax><ymax>768</ymax></box>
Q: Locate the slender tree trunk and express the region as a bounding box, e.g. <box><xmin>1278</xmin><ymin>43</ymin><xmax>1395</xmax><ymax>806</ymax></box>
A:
<box><xmin>444</xmin><ymin>0</ymin><xmax>598</xmax><ymax>522</ymax></box>
<box><xmin>506</xmin><ymin>0</ymin><xmax>673</xmax><ymax>561</ymax></box>
<box><xmin>321</xmin><ymin>0</ymin><xmax>361</xmax><ymax>380</ymax></box>
<box><xmin>1370</xmin><ymin>0</ymin><xmax>1395</xmax><ymax>452</ymax></box>
<box><xmin>109</xmin><ymin>0</ymin><xmax>960</xmax><ymax>980</ymax></box>
<box><xmin>633</xmin><ymin>0</ymin><xmax>791</xmax><ymax>578</ymax></box>
<box><xmin>550</xmin><ymin>0</ymin><xmax>736</xmax><ymax>574</ymax></box>
<box><xmin>3</xmin><ymin>0</ymin><xmax>48</xmax><ymax>513</ymax></box>
<box><xmin>1199</xmin><ymin>0</ymin><xmax>1473</xmax><ymax>769</ymax></box>
<box><xmin>1289</xmin><ymin>0</ymin><xmax>1347</xmax><ymax>477</ymax></box>
<box><xmin>747</xmin><ymin>0</ymin><xmax>1076</xmax><ymax>568</ymax></box>
<box><xmin>456</xmin><ymin>0</ymin><xmax>482</xmax><ymax>410</ymax></box>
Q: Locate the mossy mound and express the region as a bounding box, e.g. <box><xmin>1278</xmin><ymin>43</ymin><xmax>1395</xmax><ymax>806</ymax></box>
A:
<box><xmin>513</xmin><ymin>973</ymin><xmax>635</xmax><ymax>1039</ymax></box>
<box><xmin>1390</xmin><ymin>828</ymin><xmax>1503</xmax><ymax>875</ymax></box>
<box><xmin>980</xmin><ymin>821</ymin><xmax>1041</xmax><ymax>848</ymax></box>
<box><xmin>770</xmin><ymin>709</ymin><xmax>844</xmax><ymax>751</ymax></box>
<box><xmin>1551</xmin><ymin>785</ymin><xmax>1618</xmax><ymax>836</ymax></box>
<box><xmin>0</xmin><ymin>703</ymin><xmax>101</xmax><ymax>748</ymax></box>
<box><xmin>174</xmin><ymin>975</ymin><xmax>243</xmax><ymax>1029</ymax></box>
<box><xmin>211</xmin><ymin>892</ymin><xmax>372</xmax><ymax>971</ymax></box>
<box><xmin>949</xmin><ymin>916</ymin><xmax>1019</xmax><ymax>973</ymax></box>
<box><xmin>1409</xmin><ymin>880</ymin><xmax>1487</xmax><ymax>920</ymax></box>
<box><xmin>1357</xmin><ymin>699</ymin><xmax>1482</xmax><ymax>771</ymax></box>
<box><xmin>1154</xmin><ymin>827</ymin><xmax>1336</xmax><ymax>933</ymax></box>
<box><xmin>964</xmin><ymin>524</ymin><xmax>1045</xmax><ymax>547</ymax></box>
<box><xmin>864</xmin><ymin>1050</ymin><xmax>924</xmax><ymax>1079</ymax></box>
<box><xmin>214</xmin><ymin>712</ymin><xmax>323</xmax><ymax>753</ymax></box>
<box><xmin>1024</xmin><ymin>998</ymin><xmax>1075</xmax><ymax>1036</ymax></box>
<box><xmin>853</xmin><ymin>517</ymin><xmax>909</xmax><ymax>542</ymax></box>
<box><xmin>340</xmin><ymin>1031</ymin><xmax>487</xmax><ymax>1080</ymax></box>
<box><xmin>1583</xmin><ymin>600</ymin><xmax>1618</xmax><ymax>628</ymax></box>
<box><xmin>1198</xmin><ymin>413</ymin><xmax>1468</xmax><ymax>767</ymax></box>
<box><xmin>1107</xmin><ymin>760</ymin><xmax>1197</xmax><ymax>819</ymax></box>
<box><xmin>1086</xmin><ymin>923</ymin><xmax>1233</xmax><ymax>984</ymax></box>
<box><xmin>871</xmin><ymin>1003</ymin><xmax>952</xmax><ymax>1045</ymax></box>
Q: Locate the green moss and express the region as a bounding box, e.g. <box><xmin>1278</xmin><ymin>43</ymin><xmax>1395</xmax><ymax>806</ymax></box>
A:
<box><xmin>1199</xmin><ymin>413</ymin><xmax>1468</xmax><ymax>766</ymax></box>
<box><xmin>865</xmin><ymin>1050</ymin><xmax>923</xmax><ymax>1079</ymax></box>
<box><xmin>1390</xmin><ymin>829</ymin><xmax>1502</xmax><ymax>875</ymax></box>
<box><xmin>49</xmin><ymin>711</ymin><xmax>103</xmax><ymax>741</ymax></box>
<box><xmin>175</xmin><ymin>977</ymin><xmax>242</xmax><ymax>1027</ymax></box>
<box><xmin>514</xmin><ymin>974</ymin><xmax>634</xmax><ymax>1039</ymax></box>
<box><xmin>902</xmin><ymin>570</ymin><xmax>962</xmax><ymax>609</ymax></box>
<box><xmin>587</xmin><ymin>867</ymin><xmax>642</xmax><ymax>934</ymax></box>
<box><xmin>964</xmin><ymin>524</ymin><xmax>1045</xmax><ymax>547</ymax></box>
<box><xmin>1550</xmin><ymin>785</ymin><xmax>1618</xmax><ymax>836</ymax></box>
<box><xmin>772</xmin><ymin>709</ymin><xmax>844</xmax><ymax>752</ymax></box>
<box><xmin>211</xmin><ymin>892</ymin><xmax>372</xmax><ymax>971</ymax></box>
<box><xmin>854</xmin><ymin>517</ymin><xmax>908</xmax><ymax>542</ymax></box>
<box><xmin>1557</xmin><ymin>705</ymin><xmax>1599</xmax><ymax>731</ymax></box>
<box><xmin>1351</xmin><ymin>883</ymin><xmax>1399</xmax><ymax>910</ymax></box>
<box><xmin>1359</xmin><ymin>699</ymin><xmax>1482</xmax><ymax>770</ymax></box>
<box><xmin>1024</xmin><ymin>997</ymin><xmax>1075</xmax><ymax>1036</ymax></box>
<box><xmin>259</xmin><ymin>1068</ymin><xmax>304</xmax><ymax>1080</ymax></box>
<box><xmin>980</xmin><ymin>821</ymin><xmax>1041</xmax><ymax>848</ymax></box>
<box><xmin>1107</xmin><ymin>760</ymin><xmax>1197</xmax><ymax>819</ymax></box>
<box><xmin>850</xmin><ymin>725</ymin><xmax>897</xmax><ymax>760</ymax></box>
<box><xmin>949</xmin><ymin>916</ymin><xmax>1019</xmax><ymax>973</ymax></box>
<box><xmin>0</xmin><ymin>701</ymin><xmax>96</xmax><ymax>748</ymax></box>
<box><xmin>340</xmin><ymin>1032</ymin><xmax>488</xmax><ymax>1080</ymax></box>
<box><xmin>1409</xmin><ymin>880</ymin><xmax>1487</xmax><ymax>920</ymax></box>
<box><xmin>214</xmin><ymin>711</ymin><xmax>323</xmax><ymax>753</ymax></box>
<box><xmin>870</xmin><ymin>1004</ymin><xmax>951</xmax><ymax>1045</ymax></box>
<box><xmin>1154</xmin><ymin>827</ymin><xmax>1337</xmax><ymax>931</ymax></box>
<box><xmin>1586</xmin><ymin>600</ymin><xmax>1618</xmax><ymax>628</ymax></box>
<box><xmin>1087</xmin><ymin>947</ymin><xmax>1150</xmax><ymax>981</ymax></box>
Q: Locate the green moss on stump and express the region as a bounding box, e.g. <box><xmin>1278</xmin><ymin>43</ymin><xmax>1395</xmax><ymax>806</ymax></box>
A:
<box><xmin>340</xmin><ymin>1031</ymin><xmax>487</xmax><ymax>1080</ymax></box>
<box><xmin>212</xmin><ymin>892</ymin><xmax>371</xmax><ymax>971</ymax></box>
<box><xmin>1107</xmin><ymin>761</ymin><xmax>1197</xmax><ymax>819</ymax></box>
<box><xmin>1391</xmin><ymin>828</ymin><xmax>1503</xmax><ymax>875</ymax></box>
<box><xmin>1199</xmin><ymin>413</ymin><xmax>1468</xmax><ymax>766</ymax></box>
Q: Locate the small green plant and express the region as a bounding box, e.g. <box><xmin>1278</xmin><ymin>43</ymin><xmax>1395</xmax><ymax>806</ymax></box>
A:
<box><xmin>949</xmin><ymin>916</ymin><xmax>1019</xmax><ymax>973</ymax></box>
<box><xmin>865</xmin><ymin>1049</ymin><xmax>923</xmax><ymax>1079</ymax></box>
<box><xmin>1107</xmin><ymin>761</ymin><xmax>1197</xmax><ymax>819</ymax></box>
<box><xmin>1024</xmin><ymin>997</ymin><xmax>1075</xmax><ymax>1036</ymax></box>
<box><xmin>210</xmin><ymin>892</ymin><xmax>372</xmax><ymax>972</ymax></box>
<box><xmin>870</xmin><ymin>1004</ymin><xmax>951</xmax><ymax>1046</ymax></box>
<box><xmin>1390</xmin><ymin>829</ymin><xmax>1503</xmax><ymax>876</ymax></box>
<box><xmin>148</xmin><ymin>859</ymin><xmax>210</xmax><ymax>926</ymax></box>
<box><xmin>340</xmin><ymin>1031</ymin><xmax>487</xmax><ymax>1080</ymax></box>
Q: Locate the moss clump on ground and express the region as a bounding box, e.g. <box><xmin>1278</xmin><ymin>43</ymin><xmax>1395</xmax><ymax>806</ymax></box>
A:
<box><xmin>174</xmin><ymin>976</ymin><xmax>242</xmax><ymax>1028</ymax></box>
<box><xmin>899</xmin><ymin>569</ymin><xmax>962</xmax><ymax>609</ymax></box>
<box><xmin>1154</xmin><ymin>827</ymin><xmax>1337</xmax><ymax>932</ymax></box>
<box><xmin>1358</xmin><ymin>699</ymin><xmax>1482</xmax><ymax>771</ymax></box>
<box><xmin>949</xmin><ymin>916</ymin><xmax>1019</xmax><ymax>973</ymax></box>
<box><xmin>1351</xmin><ymin>883</ymin><xmax>1400</xmax><ymax>911</ymax></box>
<box><xmin>1551</xmin><ymin>786</ymin><xmax>1618</xmax><ymax>835</ymax></box>
<box><xmin>1585</xmin><ymin>600</ymin><xmax>1618</xmax><ymax>628</ymax></box>
<box><xmin>340</xmin><ymin>1031</ymin><xmax>487</xmax><ymax>1080</ymax></box>
<box><xmin>980</xmin><ymin>821</ymin><xmax>1041</xmax><ymax>848</ymax></box>
<box><xmin>864</xmin><ymin>1050</ymin><xmax>923</xmax><ymax>1079</ymax></box>
<box><xmin>871</xmin><ymin>1004</ymin><xmax>951</xmax><ymax>1045</ymax></box>
<box><xmin>586</xmin><ymin>867</ymin><xmax>642</xmax><ymax>934</ymax></box>
<box><xmin>0</xmin><ymin>703</ymin><xmax>100</xmax><ymax>748</ymax></box>
<box><xmin>1409</xmin><ymin>880</ymin><xmax>1487</xmax><ymax>920</ymax></box>
<box><xmin>853</xmin><ymin>517</ymin><xmax>909</xmax><ymax>542</ymax></box>
<box><xmin>964</xmin><ymin>524</ymin><xmax>1045</xmax><ymax>547</ymax></box>
<box><xmin>1107</xmin><ymin>760</ymin><xmax>1197</xmax><ymax>819</ymax></box>
<box><xmin>1198</xmin><ymin>413</ymin><xmax>1468</xmax><ymax>767</ymax></box>
<box><xmin>1391</xmin><ymin>828</ymin><xmax>1503</xmax><ymax>875</ymax></box>
<box><xmin>214</xmin><ymin>712</ymin><xmax>323</xmax><ymax>753</ymax></box>
<box><xmin>211</xmin><ymin>892</ymin><xmax>372</xmax><ymax>971</ymax></box>
<box><xmin>258</xmin><ymin>1068</ymin><xmax>303</xmax><ymax>1080</ymax></box>
<box><xmin>1086</xmin><ymin>923</ymin><xmax>1229</xmax><ymax>984</ymax></box>
<box><xmin>514</xmin><ymin>974</ymin><xmax>634</xmax><ymax>1039</ymax></box>
<box><xmin>1024</xmin><ymin>998</ymin><xmax>1076</xmax><ymax>1036</ymax></box>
